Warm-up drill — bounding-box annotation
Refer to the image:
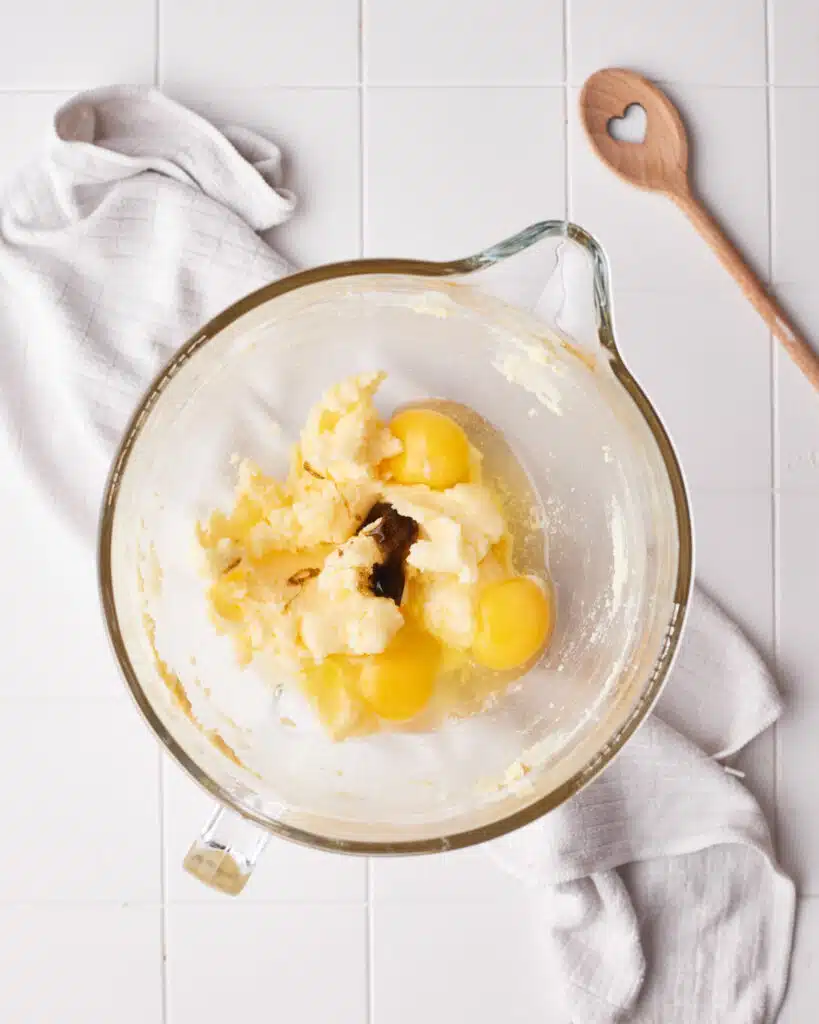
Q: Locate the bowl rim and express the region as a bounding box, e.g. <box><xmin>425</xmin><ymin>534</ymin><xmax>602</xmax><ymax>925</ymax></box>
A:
<box><xmin>97</xmin><ymin>221</ymin><xmax>694</xmax><ymax>855</ymax></box>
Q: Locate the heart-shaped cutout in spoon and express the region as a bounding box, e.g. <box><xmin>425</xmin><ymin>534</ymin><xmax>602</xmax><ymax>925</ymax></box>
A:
<box><xmin>607</xmin><ymin>103</ymin><xmax>647</xmax><ymax>144</ymax></box>
<box><xmin>580</xmin><ymin>67</ymin><xmax>819</xmax><ymax>393</ymax></box>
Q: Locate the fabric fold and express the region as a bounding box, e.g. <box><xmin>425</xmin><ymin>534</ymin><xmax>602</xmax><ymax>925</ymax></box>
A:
<box><xmin>0</xmin><ymin>85</ymin><xmax>294</xmax><ymax>536</ymax></box>
<box><xmin>488</xmin><ymin>590</ymin><xmax>794</xmax><ymax>1022</ymax></box>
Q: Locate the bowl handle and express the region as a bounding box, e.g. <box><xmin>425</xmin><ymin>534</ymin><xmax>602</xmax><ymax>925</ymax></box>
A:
<box><xmin>183</xmin><ymin>805</ymin><xmax>270</xmax><ymax>896</ymax></box>
<box><xmin>445</xmin><ymin>221</ymin><xmax>619</xmax><ymax>361</ymax></box>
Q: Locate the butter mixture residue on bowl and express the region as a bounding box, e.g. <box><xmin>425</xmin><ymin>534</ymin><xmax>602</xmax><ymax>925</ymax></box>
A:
<box><xmin>196</xmin><ymin>372</ymin><xmax>554</xmax><ymax>740</ymax></box>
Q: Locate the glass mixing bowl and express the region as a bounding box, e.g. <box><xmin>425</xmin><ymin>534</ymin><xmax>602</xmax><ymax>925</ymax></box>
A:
<box><xmin>99</xmin><ymin>222</ymin><xmax>692</xmax><ymax>894</ymax></box>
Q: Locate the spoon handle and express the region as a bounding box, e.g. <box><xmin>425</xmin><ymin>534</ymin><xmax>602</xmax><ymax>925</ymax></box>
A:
<box><xmin>672</xmin><ymin>188</ymin><xmax>819</xmax><ymax>392</ymax></box>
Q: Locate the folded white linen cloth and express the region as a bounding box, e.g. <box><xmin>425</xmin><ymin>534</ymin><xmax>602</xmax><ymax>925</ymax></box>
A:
<box><xmin>488</xmin><ymin>590</ymin><xmax>794</xmax><ymax>1023</ymax></box>
<box><xmin>0</xmin><ymin>86</ymin><xmax>794</xmax><ymax>1023</ymax></box>
<box><xmin>0</xmin><ymin>85</ymin><xmax>294</xmax><ymax>536</ymax></box>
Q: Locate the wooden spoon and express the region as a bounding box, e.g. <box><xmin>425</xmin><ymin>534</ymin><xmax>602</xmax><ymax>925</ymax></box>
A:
<box><xmin>580</xmin><ymin>67</ymin><xmax>819</xmax><ymax>392</ymax></box>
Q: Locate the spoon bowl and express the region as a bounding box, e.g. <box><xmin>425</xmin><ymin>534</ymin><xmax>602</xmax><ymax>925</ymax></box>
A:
<box><xmin>580</xmin><ymin>68</ymin><xmax>689</xmax><ymax>196</ymax></box>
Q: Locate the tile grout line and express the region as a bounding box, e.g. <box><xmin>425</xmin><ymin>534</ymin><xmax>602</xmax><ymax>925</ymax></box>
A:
<box><xmin>358</xmin><ymin>10</ymin><xmax>374</xmax><ymax>1024</ymax></box>
<box><xmin>366</xmin><ymin>859</ymin><xmax>375</xmax><ymax>1024</ymax></box>
<box><xmin>154</xmin><ymin>0</ymin><xmax>161</xmax><ymax>87</ymax></box>
<box><xmin>155</xmin><ymin>0</ymin><xmax>165</xmax><ymax>1000</ymax></box>
<box><xmin>358</xmin><ymin>0</ymin><xmax>366</xmax><ymax>259</ymax></box>
<box><xmin>562</xmin><ymin>0</ymin><xmax>571</xmax><ymax>220</ymax></box>
<box><xmin>0</xmin><ymin>898</ymin><xmax>371</xmax><ymax>906</ymax></box>
<box><xmin>158</xmin><ymin>753</ymin><xmax>169</xmax><ymax>1024</ymax></box>
<box><xmin>154</xmin><ymin>11</ymin><xmax>166</xmax><ymax>1014</ymax></box>
<box><xmin>763</xmin><ymin>0</ymin><xmax>781</xmax><ymax>856</ymax></box>
<box><xmin>360</xmin><ymin>10</ymin><xmax>378</xmax><ymax>1016</ymax></box>
<box><xmin>0</xmin><ymin>83</ymin><xmax>791</xmax><ymax>97</ymax></box>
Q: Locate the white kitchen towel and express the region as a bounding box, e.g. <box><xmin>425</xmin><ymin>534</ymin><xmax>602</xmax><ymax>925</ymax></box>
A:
<box><xmin>0</xmin><ymin>85</ymin><xmax>294</xmax><ymax>537</ymax></box>
<box><xmin>488</xmin><ymin>590</ymin><xmax>795</xmax><ymax>1023</ymax></box>
<box><xmin>0</xmin><ymin>86</ymin><xmax>794</xmax><ymax>1023</ymax></box>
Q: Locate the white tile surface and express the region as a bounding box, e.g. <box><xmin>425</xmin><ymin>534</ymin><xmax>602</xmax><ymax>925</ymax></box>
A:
<box><xmin>689</xmin><ymin>488</ymin><xmax>774</xmax><ymax>660</ymax></box>
<box><xmin>0</xmin><ymin>0</ymin><xmax>153</xmax><ymax>89</ymax></box>
<box><xmin>777</xmin><ymin>490</ymin><xmax>819</xmax><ymax>892</ymax></box>
<box><xmin>167</xmin><ymin>903</ymin><xmax>367</xmax><ymax>1022</ymax></box>
<box><xmin>163</xmin><ymin>759</ymin><xmax>366</xmax><ymax>902</ymax></box>
<box><xmin>365</xmin><ymin>87</ymin><xmax>565</xmax><ymax>258</ymax></box>
<box><xmin>161</xmin><ymin>0</ymin><xmax>359</xmax><ymax>88</ymax></box>
<box><xmin>689</xmin><ymin>488</ymin><xmax>776</xmax><ymax>818</ymax></box>
<box><xmin>780</xmin><ymin>898</ymin><xmax>819</xmax><ymax>1022</ymax></box>
<box><xmin>0</xmin><ymin>699</ymin><xmax>160</xmax><ymax>901</ymax></box>
<box><xmin>773</xmin><ymin>88</ymin><xmax>819</xmax><ymax>285</ymax></box>
<box><xmin>371</xmin><ymin>846</ymin><xmax>525</xmax><ymax>902</ymax></box>
<box><xmin>165</xmin><ymin>87</ymin><xmax>361</xmax><ymax>266</ymax></box>
<box><xmin>568</xmin><ymin>0</ymin><xmax>767</xmax><ymax>86</ymax></box>
<box><xmin>0</xmin><ymin>905</ymin><xmax>161</xmax><ymax>1024</ymax></box>
<box><xmin>373</xmin><ymin>900</ymin><xmax>556</xmax><ymax>1023</ymax></box>
<box><xmin>569</xmin><ymin>84</ymin><xmax>770</xmax><ymax>291</ymax></box>
<box><xmin>776</xmin><ymin>285</ymin><xmax>819</xmax><ymax>489</ymax></box>
<box><xmin>0</xmin><ymin>93</ymin><xmax>72</xmax><ymax>186</ymax></box>
<box><xmin>772</xmin><ymin>0</ymin><xmax>819</xmax><ymax>87</ymax></box>
<box><xmin>612</xmin><ymin>289</ymin><xmax>772</xmax><ymax>489</ymax></box>
<box><xmin>365</xmin><ymin>0</ymin><xmax>564</xmax><ymax>85</ymax></box>
<box><xmin>0</xmin><ymin>483</ymin><xmax>124</xmax><ymax>698</ymax></box>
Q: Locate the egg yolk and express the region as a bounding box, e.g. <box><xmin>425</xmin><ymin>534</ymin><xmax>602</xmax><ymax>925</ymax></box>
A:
<box><xmin>358</xmin><ymin>621</ymin><xmax>440</xmax><ymax>720</ymax></box>
<box><xmin>302</xmin><ymin>655</ymin><xmax>373</xmax><ymax>740</ymax></box>
<box><xmin>386</xmin><ymin>409</ymin><xmax>471</xmax><ymax>489</ymax></box>
<box><xmin>471</xmin><ymin>576</ymin><xmax>553</xmax><ymax>671</ymax></box>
